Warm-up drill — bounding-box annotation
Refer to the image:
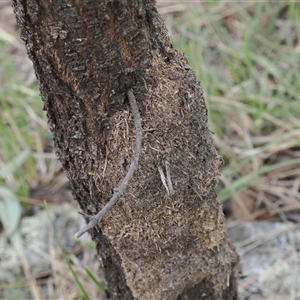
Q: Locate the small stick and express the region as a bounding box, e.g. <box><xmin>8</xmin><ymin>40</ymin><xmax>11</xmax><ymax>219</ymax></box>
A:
<box><xmin>165</xmin><ymin>160</ymin><xmax>174</xmax><ymax>195</ymax></box>
<box><xmin>75</xmin><ymin>89</ymin><xmax>142</xmax><ymax>238</ymax></box>
<box><xmin>158</xmin><ymin>166</ymin><xmax>170</xmax><ymax>196</ymax></box>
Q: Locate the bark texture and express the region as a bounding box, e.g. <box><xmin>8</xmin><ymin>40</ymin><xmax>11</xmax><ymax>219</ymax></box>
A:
<box><xmin>12</xmin><ymin>0</ymin><xmax>239</xmax><ymax>299</ymax></box>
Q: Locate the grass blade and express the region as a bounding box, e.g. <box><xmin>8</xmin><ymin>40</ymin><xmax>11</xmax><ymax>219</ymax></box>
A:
<box><xmin>84</xmin><ymin>267</ymin><xmax>105</xmax><ymax>292</ymax></box>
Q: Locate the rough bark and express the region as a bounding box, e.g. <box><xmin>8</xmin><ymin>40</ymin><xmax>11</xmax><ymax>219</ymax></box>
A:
<box><xmin>12</xmin><ymin>0</ymin><xmax>239</xmax><ymax>299</ymax></box>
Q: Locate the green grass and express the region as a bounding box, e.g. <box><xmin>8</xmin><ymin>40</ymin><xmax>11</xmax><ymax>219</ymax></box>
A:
<box><xmin>0</xmin><ymin>42</ymin><xmax>49</xmax><ymax>198</ymax></box>
<box><xmin>169</xmin><ymin>1</ymin><xmax>300</xmax><ymax>204</ymax></box>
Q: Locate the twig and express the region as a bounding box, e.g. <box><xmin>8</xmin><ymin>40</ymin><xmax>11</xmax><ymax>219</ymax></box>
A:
<box><xmin>158</xmin><ymin>166</ymin><xmax>170</xmax><ymax>195</ymax></box>
<box><xmin>165</xmin><ymin>160</ymin><xmax>174</xmax><ymax>195</ymax></box>
<box><xmin>237</xmin><ymin>223</ymin><xmax>300</xmax><ymax>255</ymax></box>
<box><xmin>75</xmin><ymin>89</ymin><xmax>142</xmax><ymax>238</ymax></box>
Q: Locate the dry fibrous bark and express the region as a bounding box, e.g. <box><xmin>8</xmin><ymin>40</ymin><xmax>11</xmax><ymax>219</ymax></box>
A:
<box><xmin>12</xmin><ymin>0</ymin><xmax>239</xmax><ymax>299</ymax></box>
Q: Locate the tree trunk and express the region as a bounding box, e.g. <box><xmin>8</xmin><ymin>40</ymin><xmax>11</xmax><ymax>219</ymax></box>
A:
<box><xmin>12</xmin><ymin>0</ymin><xmax>239</xmax><ymax>299</ymax></box>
